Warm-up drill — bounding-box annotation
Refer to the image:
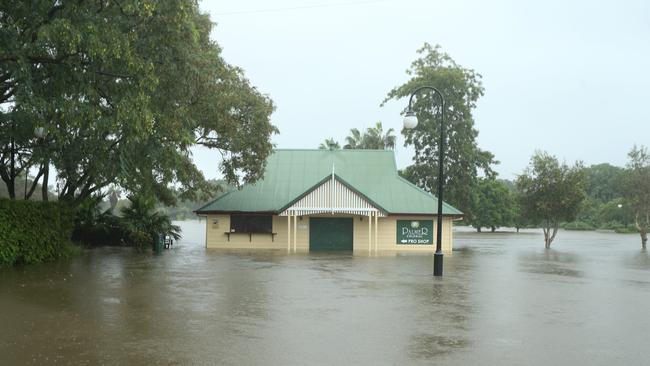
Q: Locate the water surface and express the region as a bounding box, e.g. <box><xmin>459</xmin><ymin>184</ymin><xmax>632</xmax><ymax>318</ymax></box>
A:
<box><xmin>1</xmin><ymin>222</ymin><xmax>648</xmax><ymax>365</ymax></box>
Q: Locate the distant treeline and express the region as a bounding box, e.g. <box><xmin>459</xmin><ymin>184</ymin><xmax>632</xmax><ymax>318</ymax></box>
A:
<box><xmin>458</xmin><ymin>162</ymin><xmax>634</xmax><ymax>234</ymax></box>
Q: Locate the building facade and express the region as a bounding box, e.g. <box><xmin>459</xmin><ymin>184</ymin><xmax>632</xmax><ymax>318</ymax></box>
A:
<box><xmin>195</xmin><ymin>149</ymin><xmax>462</xmax><ymax>252</ymax></box>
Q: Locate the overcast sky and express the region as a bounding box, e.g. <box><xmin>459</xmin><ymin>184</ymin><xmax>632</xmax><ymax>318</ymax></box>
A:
<box><xmin>193</xmin><ymin>0</ymin><xmax>650</xmax><ymax>181</ymax></box>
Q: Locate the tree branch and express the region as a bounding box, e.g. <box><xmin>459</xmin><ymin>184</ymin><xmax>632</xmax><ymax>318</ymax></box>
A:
<box><xmin>25</xmin><ymin>165</ymin><xmax>45</xmax><ymax>199</ymax></box>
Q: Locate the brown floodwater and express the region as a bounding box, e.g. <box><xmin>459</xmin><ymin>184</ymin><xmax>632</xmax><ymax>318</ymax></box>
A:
<box><xmin>1</xmin><ymin>221</ymin><xmax>649</xmax><ymax>365</ymax></box>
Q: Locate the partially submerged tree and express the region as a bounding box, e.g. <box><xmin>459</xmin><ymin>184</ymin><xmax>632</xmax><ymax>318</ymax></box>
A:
<box><xmin>516</xmin><ymin>152</ymin><xmax>587</xmax><ymax>248</ymax></box>
<box><xmin>383</xmin><ymin>44</ymin><xmax>496</xmax><ymax>220</ymax></box>
<box><xmin>0</xmin><ymin>1</ymin><xmax>276</xmax><ymax>206</ymax></box>
<box><xmin>622</xmin><ymin>145</ymin><xmax>650</xmax><ymax>248</ymax></box>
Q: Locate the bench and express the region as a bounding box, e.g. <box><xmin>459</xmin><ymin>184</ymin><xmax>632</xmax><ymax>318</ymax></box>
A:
<box><xmin>224</xmin><ymin>232</ymin><xmax>278</xmax><ymax>242</ymax></box>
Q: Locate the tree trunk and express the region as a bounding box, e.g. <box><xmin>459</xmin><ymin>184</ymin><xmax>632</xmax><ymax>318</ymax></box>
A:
<box><xmin>9</xmin><ymin>133</ymin><xmax>15</xmax><ymax>200</ymax></box>
<box><xmin>635</xmin><ymin>214</ymin><xmax>647</xmax><ymax>250</ymax></box>
<box><xmin>544</xmin><ymin>234</ymin><xmax>551</xmax><ymax>248</ymax></box>
<box><xmin>542</xmin><ymin>222</ymin><xmax>559</xmax><ymax>248</ymax></box>
<box><xmin>25</xmin><ymin>166</ymin><xmax>44</xmax><ymax>200</ymax></box>
<box><xmin>41</xmin><ymin>162</ymin><xmax>49</xmax><ymax>202</ymax></box>
<box><xmin>6</xmin><ymin>176</ymin><xmax>16</xmax><ymax>199</ymax></box>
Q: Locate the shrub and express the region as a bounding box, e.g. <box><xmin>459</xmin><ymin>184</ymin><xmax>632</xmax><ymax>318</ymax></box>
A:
<box><xmin>120</xmin><ymin>195</ymin><xmax>181</xmax><ymax>251</ymax></box>
<box><xmin>71</xmin><ymin>195</ymin><xmax>181</xmax><ymax>251</ymax></box>
<box><xmin>71</xmin><ymin>197</ymin><xmax>128</xmax><ymax>247</ymax></box>
<box><xmin>562</xmin><ymin>221</ymin><xmax>596</xmax><ymax>231</ymax></box>
<box><xmin>615</xmin><ymin>227</ymin><xmax>638</xmax><ymax>234</ymax></box>
<box><xmin>0</xmin><ymin>199</ymin><xmax>77</xmax><ymax>267</ymax></box>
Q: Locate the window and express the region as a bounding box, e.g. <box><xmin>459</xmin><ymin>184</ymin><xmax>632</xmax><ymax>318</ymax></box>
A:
<box><xmin>230</xmin><ymin>215</ymin><xmax>272</xmax><ymax>233</ymax></box>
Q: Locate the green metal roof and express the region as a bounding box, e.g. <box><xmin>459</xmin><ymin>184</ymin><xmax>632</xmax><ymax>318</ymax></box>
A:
<box><xmin>196</xmin><ymin>149</ymin><xmax>463</xmax><ymax>216</ymax></box>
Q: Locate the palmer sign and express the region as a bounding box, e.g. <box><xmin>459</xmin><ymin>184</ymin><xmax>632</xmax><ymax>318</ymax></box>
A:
<box><xmin>396</xmin><ymin>220</ymin><xmax>434</xmax><ymax>245</ymax></box>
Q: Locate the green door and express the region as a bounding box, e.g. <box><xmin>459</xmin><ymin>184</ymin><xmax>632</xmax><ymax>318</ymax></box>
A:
<box><xmin>309</xmin><ymin>217</ymin><xmax>353</xmax><ymax>251</ymax></box>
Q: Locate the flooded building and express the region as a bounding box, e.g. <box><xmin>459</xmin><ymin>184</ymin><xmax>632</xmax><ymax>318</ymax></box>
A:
<box><xmin>195</xmin><ymin>149</ymin><xmax>462</xmax><ymax>252</ymax></box>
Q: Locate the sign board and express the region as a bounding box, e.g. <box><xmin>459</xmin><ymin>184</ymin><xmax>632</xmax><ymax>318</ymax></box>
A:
<box><xmin>396</xmin><ymin>220</ymin><xmax>433</xmax><ymax>245</ymax></box>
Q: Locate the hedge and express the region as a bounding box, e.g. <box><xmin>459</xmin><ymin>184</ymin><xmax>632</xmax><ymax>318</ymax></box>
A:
<box><xmin>562</xmin><ymin>221</ymin><xmax>597</xmax><ymax>231</ymax></box>
<box><xmin>0</xmin><ymin>199</ymin><xmax>77</xmax><ymax>267</ymax></box>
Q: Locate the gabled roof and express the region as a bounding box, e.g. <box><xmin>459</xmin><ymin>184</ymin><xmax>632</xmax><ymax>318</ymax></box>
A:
<box><xmin>195</xmin><ymin>149</ymin><xmax>463</xmax><ymax>216</ymax></box>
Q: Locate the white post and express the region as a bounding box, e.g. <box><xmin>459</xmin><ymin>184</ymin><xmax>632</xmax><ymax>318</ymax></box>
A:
<box><xmin>374</xmin><ymin>212</ymin><xmax>378</xmax><ymax>252</ymax></box>
<box><xmin>293</xmin><ymin>214</ymin><xmax>298</xmax><ymax>252</ymax></box>
<box><xmin>205</xmin><ymin>215</ymin><xmax>209</xmax><ymax>249</ymax></box>
<box><xmin>368</xmin><ymin>212</ymin><xmax>372</xmax><ymax>251</ymax></box>
<box><xmin>287</xmin><ymin>213</ymin><xmax>291</xmax><ymax>252</ymax></box>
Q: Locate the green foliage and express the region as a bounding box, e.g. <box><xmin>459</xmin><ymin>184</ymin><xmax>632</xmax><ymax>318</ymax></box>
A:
<box><xmin>71</xmin><ymin>196</ymin><xmax>127</xmax><ymax>247</ymax></box>
<box><xmin>614</xmin><ymin>226</ymin><xmax>638</xmax><ymax>234</ymax></box>
<box><xmin>344</xmin><ymin>128</ymin><xmax>364</xmax><ymax>149</ymax></box>
<box><xmin>561</xmin><ymin>221</ymin><xmax>596</xmax><ymax>231</ymax></box>
<box><xmin>554</xmin><ymin>163</ymin><xmax>632</xmax><ymax>232</ymax></box>
<box><xmin>472</xmin><ymin>178</ymin><xmax>516</xmax><ymax>232</ymax></box>
<box><xmin>383</xmin><ymin>44</ymin><xmax>496</xmax><ymax>221</ymax></box>
<box><xmin>621</xmin><ymin>145</ymin><xmax>650</xmax><ymax>247</ymax></box>
<box><xmin>1</xmin><ymin>0</ymin><xmax>276</xmax><ymax>206</ymax></box>
<box><xmin>72</xmin><ymin>194</ymin><xmax>181</xmax><ymax>250</ymax></box>
<box><xmin>120</xmin><ymin>195</ymin><xmax>181</xmax><ymax>251</ymax></box>
<box><xmin>0</xmin><ymin>172</ymin><xmax>56</xmax><ymax>200</ymax></box>
<box><xmin>516</xmin><ymin>152</ymin><xmax>587</xmax><ymax>247</ymax></box>
<box><xmin>155</xmin><ymin>179</ymin><xmax>231</xmax><ymax>220</ymax></box>
<box><xmin>343</xmin><ymin>122</ymin><xmax>396</xmax><ymax>150</ymax></box>
<box><xmin>595</xmin><ymin>198</ymin><xmax>632</xmax><ymax>226</ymax></box>
<box><xmin>0</xmin><ymin>199</ymin><xmax>77</xmax><ymax>266</ymax></box>
<box><xmin>319</xmin><ymin>138</ymin><xmax>341</xmax><ymax>150</ymax></box>
<box><xmin>584</xmin><ymin>163</ymin><xmax>625</xmax><ymax>203</ymax></box>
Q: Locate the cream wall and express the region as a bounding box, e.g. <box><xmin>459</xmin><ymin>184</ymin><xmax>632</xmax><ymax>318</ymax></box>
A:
<box><xmin>204</xmin><ymin>214</ymin><xmax>454</xmax><ymax>253</ymax></box>
<box><xmin>353</xmin><ymin>215</ymin><xmax>453</xmax><ymax>253</ymax></box>
<box><xmin>205</xmin><ymin>214</ymin><xmax>306</xmax><ymax>250</ymax></box>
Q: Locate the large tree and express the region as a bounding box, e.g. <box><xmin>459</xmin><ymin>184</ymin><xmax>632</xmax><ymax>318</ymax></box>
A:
<box><xmin>584</xmin><ymin>163</ymin><xmax>625</xmax><ymax>203</ymax></box>
<box><xmin>622</xmin><ymin>145</ymin><xmax>650</xmax><ymax>248</ymax></box>
<box><xmin>383</xmin><ymin>44</ymin><xmax>496</xmax><ymax>221</ymax></box>
<box><xmin>516</xmin><ymin>152</ymin><xmax>587</xmax><ymax>248</ymax></box>
<box><xmin>472</xmin><ymin>178</ymin><xmax>516</xmax><ymax>232</ymax></box>
<box><xmin>0</xmin><ymin>0</ymin><xmax>276</xmax><ymax>206</ymax></box>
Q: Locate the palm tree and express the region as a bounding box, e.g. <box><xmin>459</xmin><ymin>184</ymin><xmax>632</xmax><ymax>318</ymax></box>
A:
<box><xmin>343</xmin><ymin>122</ymin><xmax>395</xmax><ymax>150</ymax></box>
<box><xmin>121</xmin><ymin>195</ymin><xmax>181</xmax><ymax>250</ymax></box>
<box><xmin>364</xmin><ymin>121</ymin><xmax>396</xmax><ymax>150</ymax></box>
<box><xmin>319</xmin><ymin>138</ymin><xmax>340</xmax><ymax>150</ymax></box>
<box><xmin>344</xmin><ymin>128</ymin><xmax>363</xmax><ymax>149</ymax></box>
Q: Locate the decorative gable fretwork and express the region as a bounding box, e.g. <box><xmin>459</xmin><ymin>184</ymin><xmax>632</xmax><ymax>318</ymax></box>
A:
<box><xmin>280</xmin><ymin>175</ymin><xmax>384</xmax><ymax>217</ymax></box>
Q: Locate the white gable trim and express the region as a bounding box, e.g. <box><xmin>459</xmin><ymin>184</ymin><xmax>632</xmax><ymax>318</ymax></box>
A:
<box><xmin>280</xmin><ymin>175</ymin><xmax>385</xmax><ymax>217</ymax></box>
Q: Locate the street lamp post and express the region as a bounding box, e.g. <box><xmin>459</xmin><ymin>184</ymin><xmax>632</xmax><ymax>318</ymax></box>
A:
<box><xmin>402</xmin><ymin>86</ymin><xmax>446</xmax><ymax>277</ymax></box>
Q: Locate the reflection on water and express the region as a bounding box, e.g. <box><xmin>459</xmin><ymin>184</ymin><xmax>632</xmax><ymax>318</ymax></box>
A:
<box><xmin>1</xmin><ymin>222</ymin><xmax>649</xmax><ymax>365</ymax></box>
